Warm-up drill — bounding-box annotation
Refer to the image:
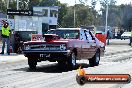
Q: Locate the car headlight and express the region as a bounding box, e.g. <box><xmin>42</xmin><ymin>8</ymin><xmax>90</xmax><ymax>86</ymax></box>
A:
<box><xmin>60</xmin><ymin>44</ymin><xmax>66</xmax><ymax>50</ymax></box>
<box><xmin>25</xmin><ymin>45</ymin><xmax>30</xmax><ymax>50</ymax></box>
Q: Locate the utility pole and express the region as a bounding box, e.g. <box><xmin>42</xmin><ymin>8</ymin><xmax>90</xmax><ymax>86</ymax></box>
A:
<box><xmin>74</xmin><ymin>0</ymin><xmax>76</xmax><ymax>27</ymax></box>
<box><xmin>7</xmin><ymin>0</ymin><xmax>9</xmax><ymax>19</ymax></box>
<box><xmin>105</xmin><ymin>0</ymin><xmax>109</xmax><ymax>45</ymax></box>
<box><xmin>17</xmin><ymin>0</ymin><xmax>19</xmax><ymax>10</ymax></box>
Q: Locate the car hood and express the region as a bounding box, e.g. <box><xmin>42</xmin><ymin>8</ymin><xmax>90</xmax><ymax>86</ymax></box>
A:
<box><xmin>24</xmin><ymin>34</ymin><xmax>72</xmax><ymax>45</ymax></box>
<box><xmin>24</xmin><ymin>39</ymin><xmax>71</xmax><ymax>45</ymax></box>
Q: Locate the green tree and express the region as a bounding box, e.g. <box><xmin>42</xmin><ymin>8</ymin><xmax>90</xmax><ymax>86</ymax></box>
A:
<box><xmin>120</xmin><ymin>4</ymin><xmax>132</xmax><ymax>30</ymax></box>
<box><xmin>0</xmin><ymin>0</ymin><xmax>7</xmax><ymax>13</ymax></box>
<box><xmin>61</xmin><ymin>4</ymin><xmax>98</xmax><ymax>27</ymax></box>
<box><xmin>75</xmin><ymin>4</ymin><xmax>94</xmax><ymax>26</ymax></box>
<box><xmin>29</xmin><ymin>0</ymin><xmax>40</xmax><ymax>9</ymax></box>
<box><xmin>91</xmin><ymin>0</ymin><xmax>97</xmax><ymax>9</ymax></box>
<box><xmin>99</xmin><ymin>0</ymin><xmax>121</xmax><ymax>26</ymax></box>
<box><xmin>58</xmin><ymin>3</ymin><xmax>68</xmax><ymax>27</ymax></box>
<box><xmin>39</xmin><ymin>0</ymin><xmax>61</xmax><ymax>6</ymax></box>
<box><xmin>9</xmin><ymin>0</ymin><xmax>17</xmax><ymax>9</ymax></box>
<box><xmin>61</xmin><ymin>6</ymin><xmax>74</xmax><ymax>27</ymax></box>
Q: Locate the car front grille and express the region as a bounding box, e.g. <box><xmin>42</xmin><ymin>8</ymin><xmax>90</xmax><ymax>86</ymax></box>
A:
<box><xmin>29</xmin><ymin>44</ymin><xmax>61</xmax><ymax>50</ymax></box>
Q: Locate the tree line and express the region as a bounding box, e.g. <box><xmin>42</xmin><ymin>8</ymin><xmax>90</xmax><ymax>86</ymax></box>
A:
<box><xmin>0</xmin><ymin>0</ymin><xmax>132</xmax><ymax>30</ymax></box>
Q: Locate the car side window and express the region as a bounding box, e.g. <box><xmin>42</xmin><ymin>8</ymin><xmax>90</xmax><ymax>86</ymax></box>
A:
<box><xmin>89</xmin><ymin>31</ymin><xmax>95</xmax><ymax>40</ymax></box>
<box><xmin>84</xmin><ymin>30</ymin><xmax>93</xmax><ymax>42</ymax></box>
<box><xmin>80</xmin><ymin>29</ymin><xmax>87</xmax><ymax>41</ymax></box>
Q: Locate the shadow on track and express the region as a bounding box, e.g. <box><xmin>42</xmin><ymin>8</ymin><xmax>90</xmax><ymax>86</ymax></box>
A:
<box><xmin>13</xmin><ymin>63</ymin><xmax>90</xmax><ymax>73</ymax></box>
<box><xmin>0</xmin><ymin>53</ymin><xmax>19</xmax><ymax>56</ymax></box>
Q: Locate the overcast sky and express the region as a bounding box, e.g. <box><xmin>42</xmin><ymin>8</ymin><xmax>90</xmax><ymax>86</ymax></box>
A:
<box><xmin>58</xmin><ymin>0</ymin><xmax>132</xmax><ymax>11</ymax></box>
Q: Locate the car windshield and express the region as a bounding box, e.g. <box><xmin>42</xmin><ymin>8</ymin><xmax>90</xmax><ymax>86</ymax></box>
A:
<box><xmin>46</xmin><ymin>29</ymin><xmax>79</xmax><ymax>39</ymax></box>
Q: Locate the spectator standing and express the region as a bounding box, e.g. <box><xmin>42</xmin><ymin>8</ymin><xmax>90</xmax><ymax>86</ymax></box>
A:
<box><xmin>0</xmin><ymin>20</ymin><xmax>11</xmax><ymax>55</ymax></box>
<box><xmin>130</xmin><ymin>30</ymin><xmax>132</xmax><ymax>46</ymax></box>
<box><xmin>107</xmin><ymin>29</ymin><xmax>110</xmax><ymax>45</ymax></box>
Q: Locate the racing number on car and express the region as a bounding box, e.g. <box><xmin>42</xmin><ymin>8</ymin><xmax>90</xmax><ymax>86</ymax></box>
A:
<box><xmin>40</xmin><ymin>54</ymin><xmax>50</xmax><ymax>58</ymax></box>
<box><xmin>40</xmin><ymin>54</ymin><xmax>45</xmax><ymax>57</ymax></box>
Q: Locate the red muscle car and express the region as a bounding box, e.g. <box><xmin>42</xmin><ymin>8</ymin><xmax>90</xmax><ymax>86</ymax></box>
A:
<box><xmin>23</xmin><ymin>28</ymin><xmax>105</xmax><ymax>69</ymax></box>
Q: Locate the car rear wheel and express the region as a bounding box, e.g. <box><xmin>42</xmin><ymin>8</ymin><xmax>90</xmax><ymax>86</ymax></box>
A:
<box><xmin>28</xmin><ymin>58</ymin><xmax>37</xmax><ymax>69</ymax></box>
<box><xmin>68</xmin><ymin>52</ymin><xmax>77</xmax><ymax>69</ymax></box>
<box><xmin>89</xmin><ymin>50</ymin><xmax>100</xmax><ymax>67</ymax></box>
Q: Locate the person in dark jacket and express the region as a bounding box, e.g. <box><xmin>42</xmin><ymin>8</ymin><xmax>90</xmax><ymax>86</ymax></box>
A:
<box><xmin>107</xmin><ymin>29</ymin><xmax>110</xmax><ymax>45</ymax></box>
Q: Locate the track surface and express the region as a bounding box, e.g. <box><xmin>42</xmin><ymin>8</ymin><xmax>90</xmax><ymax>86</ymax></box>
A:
<box><xmin>0</xmin><ymin>39</ymin><xmax>132</xmax><ymax>88</ymax></box>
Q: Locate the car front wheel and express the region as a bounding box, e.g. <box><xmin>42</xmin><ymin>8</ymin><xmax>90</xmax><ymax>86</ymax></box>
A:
<box><xmin>68</xmin><ymin>52</ymin><xmax>77</xmax><ymax>69</ymax></box>
<box><xmin>28</xmin><ymin>58</ymin><xmax>37</xmax><ymax>69</ymax></box>
<box><xmin>89</xmin><ymin>50</ymin><xmax>100</xmax><ymax>67</ymax></box>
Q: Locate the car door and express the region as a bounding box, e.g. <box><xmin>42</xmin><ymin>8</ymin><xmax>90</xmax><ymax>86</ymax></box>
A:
<box><xmin>84</xmin><ymin>30</ymin><xmax>97</xmax><ymax>59</ymax></box>
<box><xmin>80</xmin><ymin>29</ymin><xmax>92</xmax><ymax>59</ymax></box>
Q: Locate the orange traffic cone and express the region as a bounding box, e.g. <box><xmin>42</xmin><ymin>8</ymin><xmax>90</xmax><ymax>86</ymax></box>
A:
<box><xmin>77</xmin><ymin>66</ymin><xmax>86</xmax><ymax>76</ymax></box>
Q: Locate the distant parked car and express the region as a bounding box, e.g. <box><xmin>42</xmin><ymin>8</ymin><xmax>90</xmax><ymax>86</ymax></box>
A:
<box><xmin>114</xmin><ymin>33</ymin><xmax>121</xmax><ymax>39</ymax></box>
<box><xmin>121</xmin><ymin>32</ymin><xmax>131</xmax><ymax>40</ymax></box>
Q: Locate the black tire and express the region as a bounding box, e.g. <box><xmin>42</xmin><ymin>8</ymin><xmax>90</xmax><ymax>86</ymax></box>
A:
<box><xmin>89</xmin><ymin>50</ymin><xmax>100</xmax><ymax>67</ymax></box>
<box><xmin>28</xmin><ymin>58</ymin><xmax>37</xmax><ymax>69</ymax></box>
<box><xmin>68</xmin><ymin>52</ymin><xmax>77</xmax><ymax>69</ymax></box>
<box><xmin>58</xmin><ymin>60</ymin><xmax>67</xmax><ymax>69</ymax></box>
